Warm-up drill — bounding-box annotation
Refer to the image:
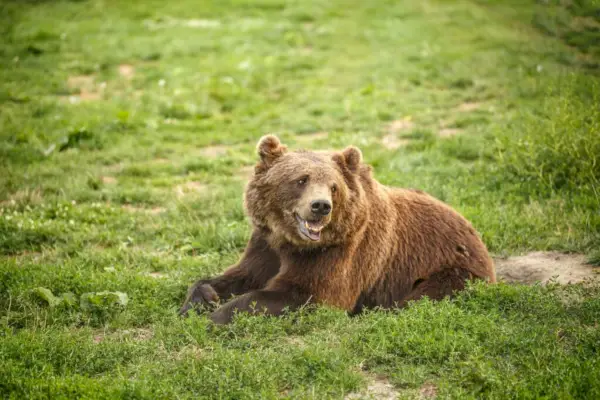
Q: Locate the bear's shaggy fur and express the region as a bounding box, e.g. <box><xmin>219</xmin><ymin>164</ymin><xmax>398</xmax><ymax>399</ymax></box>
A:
<box><xmin>180</xmin><ymin>136</ymin><xmax>495</xmax><ymax>323</ymax></box>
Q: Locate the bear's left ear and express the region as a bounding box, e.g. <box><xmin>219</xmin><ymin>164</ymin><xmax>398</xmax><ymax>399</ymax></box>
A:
<box><xmin>339</xmin><ymin>146</ymin><xmax>362</xmax><ymax>173</ymax></box>
<box><xmin>257</xmin><ymin>135</ymin><xmax>287</xmax><ymax>168</ymax></box>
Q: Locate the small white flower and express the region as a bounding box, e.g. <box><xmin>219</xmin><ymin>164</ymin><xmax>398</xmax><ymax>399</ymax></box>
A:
<box><xmin>158</xmin><ymin>79</ymin><xmax>166</xmax><ymax>87</ymax></box>
<box><xmin>238</xmin><ymin>60</ymin><xmax>251</xmax><ymax>70</ymax></box>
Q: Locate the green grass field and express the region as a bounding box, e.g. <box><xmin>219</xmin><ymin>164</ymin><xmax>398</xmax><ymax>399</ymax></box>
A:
<box><xmin>1</xmin><ymin>0</ymin><xmax>600</xmax><ymax>398</ymax></box>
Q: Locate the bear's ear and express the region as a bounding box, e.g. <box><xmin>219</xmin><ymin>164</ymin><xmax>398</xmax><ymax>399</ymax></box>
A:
<box><xmin>257</xmin><ymin>135</ymin><xmax>287</xmax><ymax>168</ymax></box>
<box><xmin>340</xmin><ymin>146</ymin><xmax>362</xmax><ymax>173</ymax></box>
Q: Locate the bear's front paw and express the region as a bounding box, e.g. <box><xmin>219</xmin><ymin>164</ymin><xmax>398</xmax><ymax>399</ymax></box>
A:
<box><xmin>179</xmin><ymin>282</ymin><xmax>220</xmax><ymax>316</ymax></box>
<box><xmin>209</xmin><ymin>307</ymin><xmax>232</xmax><ymax>325</ymax></box>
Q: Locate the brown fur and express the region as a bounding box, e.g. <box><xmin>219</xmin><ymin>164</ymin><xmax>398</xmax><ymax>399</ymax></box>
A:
<box><xmin>180</xmin><ymin>135</ymin><xmax>495</xmax><ymax>323</ymax></box>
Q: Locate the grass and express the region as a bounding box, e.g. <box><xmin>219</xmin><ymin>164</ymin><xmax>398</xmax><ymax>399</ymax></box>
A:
<box><xmin>1</xmin><ymin>0</ymin><xmax>600</xmax><ymax>398</ymax></box>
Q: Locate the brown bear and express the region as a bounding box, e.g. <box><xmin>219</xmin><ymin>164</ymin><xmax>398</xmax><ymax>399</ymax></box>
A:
<box><xmin>179</xmin><ymin>135</ymin><xmax>495</xmax><ymax>324</ymax></box>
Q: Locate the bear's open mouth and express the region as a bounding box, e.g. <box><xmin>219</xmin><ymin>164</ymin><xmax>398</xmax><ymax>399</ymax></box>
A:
<box><xmin>295</xmin><ymin>213</ymin><xmax>325</xmax><ymax>241</ymax></box>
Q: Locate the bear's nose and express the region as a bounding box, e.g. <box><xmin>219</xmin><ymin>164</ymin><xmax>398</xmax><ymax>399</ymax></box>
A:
<box><xmin>310</xmin><ymin>200</ymin><xmax>332</xmax><ymax>216</ymax></box>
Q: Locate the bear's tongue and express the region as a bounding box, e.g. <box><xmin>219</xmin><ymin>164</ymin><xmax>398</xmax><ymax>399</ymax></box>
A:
<box><xmin>297</xmin><ymin>216</ymin><xmax>323</xmax><ymax>241</ymax></box>
<box><xmin>305</xmin><ymin>227</ymin><xmax>321</xmax><ymax>241</ymax></box>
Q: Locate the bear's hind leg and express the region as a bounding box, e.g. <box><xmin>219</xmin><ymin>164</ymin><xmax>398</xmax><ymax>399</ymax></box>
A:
<box><xmin>399</xmin><ymin>267</ymin><xmax>473</xmax><ymax>307</ymax></box>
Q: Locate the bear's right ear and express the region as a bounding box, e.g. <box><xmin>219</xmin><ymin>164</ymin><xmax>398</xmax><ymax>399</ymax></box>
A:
<box><xmin>340</xmin><ymin>146</ymin><xmax>362</xmax><ymax>173</ymax></box>
<box><xmin>257</xmin><ymin>135</ymin><xmax>287</xmax><ymax>168</ymax></box>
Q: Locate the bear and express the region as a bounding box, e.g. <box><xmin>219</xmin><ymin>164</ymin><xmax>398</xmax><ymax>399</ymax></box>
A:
<box><xmin>179</xmin><ymin>135</ymin><xmax>495</xmax><ymax>324</ymax></box>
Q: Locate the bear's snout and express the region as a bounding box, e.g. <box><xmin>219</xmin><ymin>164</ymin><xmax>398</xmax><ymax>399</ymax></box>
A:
<box><xmin>310</xmin><ymin>199</ymin><xmax>332</xmax><ymax>216</ymax></box>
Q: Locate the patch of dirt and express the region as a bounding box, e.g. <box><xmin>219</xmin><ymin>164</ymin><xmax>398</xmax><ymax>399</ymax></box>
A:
<box><xmin>419</xmin><ymin>383</ymin><xmax>438</xmax><ymax>399</ymax></box>
<box><xmin>0</xmin><ymin>189</ymin><xmax>42</xmax><ymax>206</ymax></box>
<box><xmin>438</xmin><ymin>128</ymin><xmax>461</xmax><ymax>137</ymax></box>
<box><xmin>237</xmin><ymin>165</ymin><xmax>255</xmax><ymax>181</ymax></box>
<box><xmin>93</xmin><ymin>328</ymin><xmax>154</xmax><ymax>344</ymax></box>
<box><xmin>175</xmin><ymin>181</ymin><xmax>208</xmax><ymax>198</ymax></box>
<box><xmin>284</xmin><ymin>336</ymin><xmax>307</xmax><ymax>349</ymax></box>
<box><xmin>65</xmin><ymin>75</ymin><xmax>102</xmax><ymax>102</ymax></box>
<box><xmin>572</xmin><ymin>16</ymin><xmax>600</xmax><ymax>30</ymax></box>
<box><xmin>387</xmin><ymin>117</ymin><xmax>414</xmax><ymax>134</ymax></box>
<box><xmin>495</xmin><ymin>251</ymin><xmax>599</xmax><ymax>285</ymax></box>
<box><xmin>122</xmin><ymin>205</ymin><xmax>166</xmax><ymax>215</ymax></box>
<box><xmin>147</xmin><ymin>272</ymin><xmax>166</xmax><ymax>279</ymax></box>
<box><xmin>68</xmin><ymin>75</ymin><xmax>94</xmax><ymax>89</ymax></box>
<box><xmin>457</xmin><ymin>102</ymin><xmax>481</xmax><ymax>112</ymax></box>
<box><xmin>101</xmin><ymin>176</ymin><xmax>117</xmax><ymax>184</ymax></box>
<box><xmin>7</xmin><ymin>251</ymin><xmax>44</xmax><ymax>263</ymax></box>
<box><xmin>105</xmin><ymin>163</ymin><xmax>125</xmax><ymax>173</ymax></box>
<box><xmin>124</xmin><ymin>329</ymin><xmax>153</xmax><ymax>341</ymax></box>
<box><xmin>197</xmin><ymin>145</ymin><xmax>229</xmax><ymax>158</ymax></box>
<box><xmin>118</xmin><ymin>64</ymin><xmax>135</xmax><ymax>79</ymax></box>
<box><xmin>346</xmin><ymin>376</ymin><xmax>399</xmax><ymax>400</ymax></box>
<box><xmin>382</xmin><ymin>134</ymin><xmax>410</xmax><ymax>150</ymax></box>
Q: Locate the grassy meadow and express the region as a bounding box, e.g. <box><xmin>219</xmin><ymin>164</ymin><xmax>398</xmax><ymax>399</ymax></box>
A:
<box><xmin>1</xmin><ymin>0</ymin><xmax>600</xmax><ymax>398</ymax></box>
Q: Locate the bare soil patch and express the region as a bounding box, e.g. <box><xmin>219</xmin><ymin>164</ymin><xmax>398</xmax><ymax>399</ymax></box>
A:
<box><xmin>457</xmin><ymin>102</ymin><xmax>481</xmax><ymax>112</ymax></box>
<box><xmin>495</xmin><ymin>251</ymin><xmax>599</xmax><ymax>285</ymax></box>
<box><xmin>284</xmin><ymin>336</ymin><xmax>307</xmax><ymax>349</ymax></box>
<box><xmin>122</xmin><ymin>205</ymin><xmax>166</xmax><ymax>215</ymax></box>
<box><xmin>438</xmin><ymin>128</ymin><xmax>461</xmax><ymax>137</ymax></box>
<box><xmin>346</xmin><ymin>375</ymin><xmax>399</xmax><ymax>400</ymax></box>
<box><xmin>0</xmin><ymin>189</ymin><xmax>42</xmax><ymax>206</ymax></box>
<box><xmin>197</xmin><ymin>145</ymin><xmax>229</xmax><ymax>158</ymax></box>
<box><xmin>101</xmin><ymin>176</ymin><xmax>117</xmax><ymax>184</ymax></box>
<box><xmin>237</xmin><ymin>165</ymin><xmax>255</xmax><ymax>181</ymax></box>
<box><xmin>65</xmin><ymin>75</ymin><xmax>102</xmax><ymax>102</ymax></box>
<box><xmin>105</xmin><ymin>163</ymin><xmax>125</xmax><ymax>173</ymax></box>
<box><xmin>118</xmin><ymin>64</ymin><xmax>135</xmax><ymax>79</ymax></box>
<box><xmin>382</xmin><ymin>134</ymin><xmax>410</xmax><ymax>150</ymax></box>
<box><xmin>7</xmin><ymin>251</ymin><xmax>44</xmax><ymax>263</ymax></box>
<box><xmin>387</xmin><ymin>118</ymin><xmax>414</xmax><ymax>133</ymax></box>
<box><xmin>68</xmin><ymin>75</ymin><xmax>94</xmax><ymax>90</ymax></box>
<box><xmin>419</xmin><ymin>383</ymin><xmax>438</xmax><ymax>399</ymax></box>
<box><xmin>93</xmin><ymin>328</ymin><xmax>153</xmax><ymax>344</ymax></box>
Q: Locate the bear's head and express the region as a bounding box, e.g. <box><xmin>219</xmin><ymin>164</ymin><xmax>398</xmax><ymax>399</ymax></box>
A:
<box><xmin>245</xmin><ymin>135</ymin><xmax>368</xmax><ymax>248</ymax></box>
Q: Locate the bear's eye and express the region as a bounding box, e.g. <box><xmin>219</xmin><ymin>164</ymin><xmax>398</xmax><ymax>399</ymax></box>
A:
<box><xmin>297</xmin><ymin>177</ymin><xmax>307</xmax><ymax>185</ymax></box>
<box><xmin>331</xmin><ymin>185</ymin><xmax>337</xmax><ymax>193</ymax></box>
